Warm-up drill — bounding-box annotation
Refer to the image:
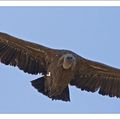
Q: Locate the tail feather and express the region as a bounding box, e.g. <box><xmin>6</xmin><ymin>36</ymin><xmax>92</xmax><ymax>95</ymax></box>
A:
<box><xmin>31</xmin><ymin>77</ymin><xmax>47</xmax><ymax>96</ymax></box>
<box><xmin>51</xmin><ymin>86</ymin><xmax>70</xmax><ymax>101</ymax></box>
<box><xmin>31</xmin><ymin>77</ymin><xmax>70</xmax><ymax>102</ymax></box>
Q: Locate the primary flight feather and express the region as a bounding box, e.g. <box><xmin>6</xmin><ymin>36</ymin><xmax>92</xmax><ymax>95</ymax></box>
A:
<box><xmin>0</xmin><ymin>32</ymin><xmax>120</xmax><ymax>101</ymax></box>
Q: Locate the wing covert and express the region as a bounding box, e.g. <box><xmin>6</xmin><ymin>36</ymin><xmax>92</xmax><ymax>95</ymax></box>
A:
<box><xmin>70</xmin><ymin>56</ymin><xmax>120</xmax><ymax>98</ymax></box>
<box><xmin>0</xmin><ymin>32</ymin><xmax>55</xmax><ymax>75</ymax></box>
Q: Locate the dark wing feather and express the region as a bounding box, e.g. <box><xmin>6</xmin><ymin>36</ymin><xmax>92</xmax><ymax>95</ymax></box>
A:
<box><xmin>0</xmin><ymin>32</ymin><xmax>56</xmax><ymax>75</ymax></box>
<box><xmin>70</xmin><ymin>56</ymin><xmax>120</xmax><ymax>98</ymax></box>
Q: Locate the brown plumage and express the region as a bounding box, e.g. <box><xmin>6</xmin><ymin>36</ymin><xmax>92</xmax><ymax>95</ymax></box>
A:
<box><xmin>0</xmin><ymin>32</ymin><xmax>120</xmax><ymax>101</ymax></box>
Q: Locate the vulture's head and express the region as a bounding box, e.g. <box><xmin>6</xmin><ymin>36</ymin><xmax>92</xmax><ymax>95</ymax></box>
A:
<box><xmin>58</xmin><ymin>54</ymin><xmax>76</xmax><ymax>70</ymax></box>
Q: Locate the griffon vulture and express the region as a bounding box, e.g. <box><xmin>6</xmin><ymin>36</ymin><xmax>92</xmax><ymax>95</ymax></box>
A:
<box><xmin>0</xmin><ymin>32</ymin><xmax>120</xmax><ymax>102</ymax></box>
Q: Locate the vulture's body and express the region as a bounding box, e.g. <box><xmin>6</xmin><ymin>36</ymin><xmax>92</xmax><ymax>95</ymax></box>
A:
<box><xmin>0</xmin><ymin>32</ymin><xmax>120</xmax><ymax>101</ymax></box>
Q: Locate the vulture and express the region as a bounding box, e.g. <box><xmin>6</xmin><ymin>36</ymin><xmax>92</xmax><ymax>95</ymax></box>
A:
<box><xmin>0</xmin><ymin>32</ymin><xmax>120</xmax><ymax>102</ymax></box>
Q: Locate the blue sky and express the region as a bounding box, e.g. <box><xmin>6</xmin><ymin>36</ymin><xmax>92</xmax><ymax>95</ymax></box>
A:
<box><xmin>0</xmin><ymin>7</ymin><xmax>120</xmax><ymax>113</ymax></box>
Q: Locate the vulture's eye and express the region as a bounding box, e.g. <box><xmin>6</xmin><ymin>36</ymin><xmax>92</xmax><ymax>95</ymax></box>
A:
<box><xmin>67</xmin><ymin>56</ymin><xmax>73</xmax><ymax>60</ymax></box>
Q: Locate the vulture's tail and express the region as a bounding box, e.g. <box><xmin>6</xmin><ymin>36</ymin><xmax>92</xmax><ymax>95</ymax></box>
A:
<box><xmin>31</xmin><ymin>77</ymin><xmax>70</xmax><ymax>102</ymax></box>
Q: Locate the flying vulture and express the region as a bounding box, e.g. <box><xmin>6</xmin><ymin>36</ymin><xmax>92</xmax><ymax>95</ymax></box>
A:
<box><xmin>0</xmin><ymin>32</ymin><xmax>120</xmax><ymax>102</ymax></box>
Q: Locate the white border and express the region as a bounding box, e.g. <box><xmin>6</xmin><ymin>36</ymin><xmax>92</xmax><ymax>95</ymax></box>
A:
<box><xmin>0</xmin><ymin>1</ymin><xmax>120</xmax><ymax>6</ymax></box>
<box><xmin>0</xmin><ymin>114</ymin><xmax>119</xmax><ymax>119</ymax></box>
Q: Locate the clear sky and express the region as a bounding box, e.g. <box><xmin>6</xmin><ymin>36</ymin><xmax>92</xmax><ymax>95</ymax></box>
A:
<box><xmin>0</xmin><ymin>7</ymin><xmax>120</xmax><ymax>113</ymax></box>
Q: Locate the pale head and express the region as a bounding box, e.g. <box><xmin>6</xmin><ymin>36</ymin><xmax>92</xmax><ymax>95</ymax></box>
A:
<box><xmin>63</xmin><ymin>54</ymin><xmax>76</xmax><ymax>69</ymax></box>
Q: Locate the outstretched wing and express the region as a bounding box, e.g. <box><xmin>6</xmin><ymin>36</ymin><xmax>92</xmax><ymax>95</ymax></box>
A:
<box><xmin>70</xmin><ymin>56</ymin><xmax>120</xmax><ymax>98</ymax></box>
<box><xmin>0</xmin><ymin>32</ymin><xmax>56</xmax><ymax>75</ymax></box>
